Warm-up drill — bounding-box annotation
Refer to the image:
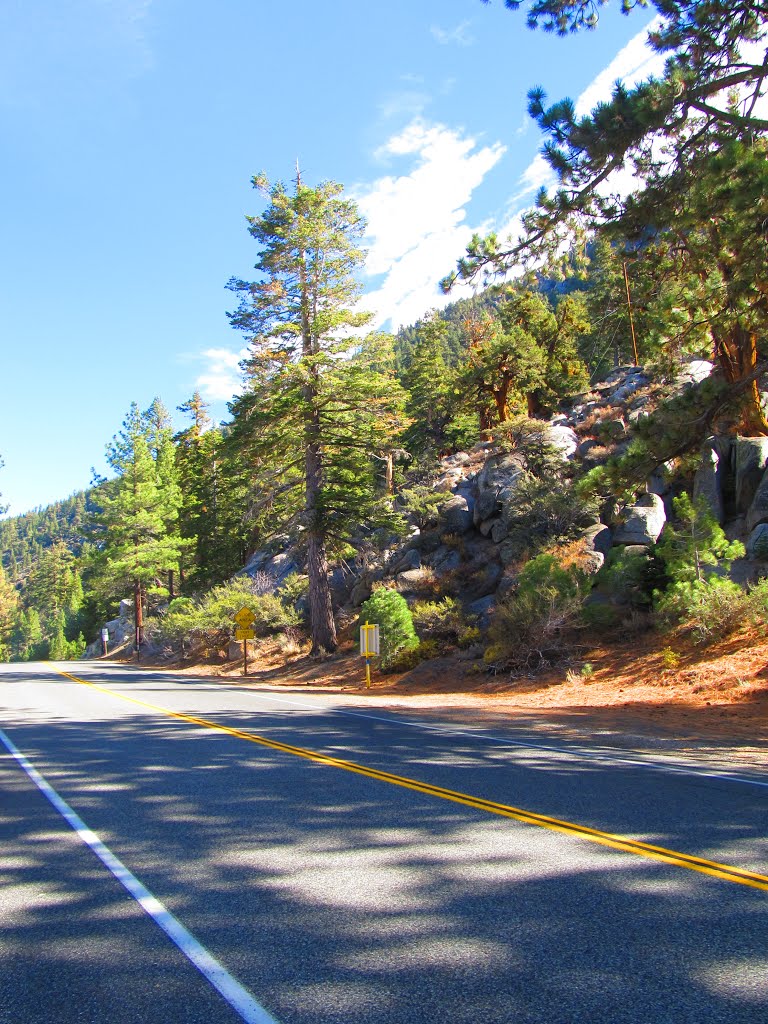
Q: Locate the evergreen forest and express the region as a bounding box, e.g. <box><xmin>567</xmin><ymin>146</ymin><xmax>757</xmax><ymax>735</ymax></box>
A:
<box><xmin>1</xmin><ymin>0</ymin><xmax>767</xmax><ymax>672</ymax></box>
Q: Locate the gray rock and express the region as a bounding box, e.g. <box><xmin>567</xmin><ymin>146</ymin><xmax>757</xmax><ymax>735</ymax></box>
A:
<box><xmin>646</xmin><ymin>465</ymin><xmax>673</xmax><ymax>496</ymax></box>
<box><xmin>440</xmin><ymin>494</ymin><xmax>473</xmax><ymax>535</ymax></box>
<box><xmin>607</xmin><ymin>379</ymin><xmax>644</xmax><ymax>404</ymax></box>
<box><xmin>350</xmin><ymin>578</ymin><xmax>373</xmax><ymax>607</ymax></box>
<box><xmin>498</xmin><ymin>539</ymin><xmax>520</xmax><ymax>566</ymax></box>
<box><xmin>545</xmin><ymin>424</ymin><xmax>579</xmax><ymax>459</ymax></box>
<box><xmin>747</xmin><ymin>523</ymin><xmax>768</xmax><ymax>560</ymax></box>
<box><xmin>466</xmin><ymin>562</ymin><xmax>503</xmax><ymax>600</ymax></box>
<box><xmin>430</xmin><ymin>546</ymin><xmax>461</xmax><ymax>573</ymax></box>
<box><xmin>479</xmin><ymin>516</ymin><xmax>499</xmax><ymax>538</ymax></box>
<box><xmin>747</xmin><ymin>468</ymin><xmax>768</xmax><ymax>532</ymax></box>
<box><xmin>693</xmin><ymin>439</ymin><xmax>725</xmax><ymax>524</ymax></box>
<box><xmin>677</xmin><ymin>359</ymin><xmax>713</xmax><ymax>385</ymax></box>
<box><xmin>628</xmin><ymin>408</ymin><xmax>650</xmax><ymax>426</ymax></box>
<box><xmin>393</xmin><ymin>548</ymin><xmax>422</xmax><ymax>573</ymax></box>
<box><xmin>582</xmin><ymin>550</ymin><xmax>605</xmax><ymax>574</ymax></box>
<box><xmin>734</xmin><ymin>437</ymin><xmax>768</xmax><ymax>511</ymax></box>
<box><xmin>581</xmin><ymin>523</ymin><xmax>612</xmax><ymax>557</ymax></box>
<box><xmin>469</xmin><ymin>594</ymin><xmax>496</xmax><ymax>615</ymax></box>
<box><xmin>475</xmin><ymin>487</ymin><xmax>502</xmax><ymax>523</ymax></box>
<box><xmin>490</xmin><ymin>519</ymin><xmax>509</xmax><ymax>544</ymax></box>
<box><xmin>443</xmin><ymin>451</ymin><xmax>471</xmax><ymax>467</ymax></box>
<box><xmin>473</xmin><ymin>451</ymin><xmax>524</xmax><ymax>524</ymax></box>
<box><xmin>396</xmin><ymin>568</ymin><xmax>432</xmax><ymax>593</ymax></box>
<box><xmin>118</xmin><ymin>598</ymin><xmax>133</xmax><ymax>619</ymax></box>
<box><xmin>613</xmin><ymin>493</ymin><xmax>666</xmax><ymax>545</ymax></box>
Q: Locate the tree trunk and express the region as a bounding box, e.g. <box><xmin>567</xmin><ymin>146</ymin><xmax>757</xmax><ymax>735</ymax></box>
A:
<box><xmin>714</xmin><ymin>324</ymin><xmax>768</xmax><ymax>435</ymax></box>
<box><xmin>306</xmin><ymin>532</ymin><xmax>336</xmax><ymax>654</ymax></box>
<box><xmin>304</xmin><ymin>388</ymin><xmax>337</xmax><ymax>655</ymax></box>
<box><xmin>384</xmin><ymin>452</ymin><xmax>394</xmax><ymax>495</ymax></box>
<box><xmin>168</xmin><ymin>568</ymin><xmax>175</xmax><ymax>600</ymax></box>
<box><xmin>133</xmin><ymin>577</ymin><xmax>144</xmax><ymax>657</ymax></box>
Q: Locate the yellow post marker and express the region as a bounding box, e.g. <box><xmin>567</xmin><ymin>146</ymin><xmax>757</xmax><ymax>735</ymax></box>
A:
<box><xmin>359</xmin><ymin>621</ymin><xmax>380</xmax><ymax>689</ymax></box>
<box><xmin>233</xmin><ymin>607</ymin><xmax>257</xmax><ymax>677</ymax></box>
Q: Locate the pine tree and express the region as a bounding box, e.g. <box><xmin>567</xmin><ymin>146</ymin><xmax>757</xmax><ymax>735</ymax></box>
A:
<box><xmin>0</xmin><ymin>563</ymin><xmax>18</xmax><ymax>660</ymax></box>
<box><xmin>96</xmin><ymin>402</ymin><xmax>187</xmax><ymax>653</ymax></box>
<box><xmin>227</xmin><ymin>172</ymin><xmax>403</xmax><ymax>653</ymax></box>
<box><xmin>457</xmin><ymin>1</ymin><xmax>768</xmax><ymax>432</ymax></box>
<box><xmin>400</xmin><ymin>311</ymin><xmax>459</xmax><ymax>454</ymax></box>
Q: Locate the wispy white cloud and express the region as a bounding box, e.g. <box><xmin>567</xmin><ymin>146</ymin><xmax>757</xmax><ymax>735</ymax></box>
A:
<box><xmin>195</xmin><ymin>346</ymin><xmax>247</xmax><ymax>403</ymax></box>
<box><xmin>496</xmin><ymin>17</ymin><xmax>666</xmax><ymax>242</ymax></box>
<box><xmin>355</xmin><ymin>120</ymin><xmax>506</xmax><ymax>329</ymax></box>
<box><xmin>574</xmin><ymin>15</ymin><xmax>665</xmax><ymax>118</ymax></box>
<box><xmin>430</xmin><ymin>21</ymin><xmax>475</xmax><ymax>47</ymax></box>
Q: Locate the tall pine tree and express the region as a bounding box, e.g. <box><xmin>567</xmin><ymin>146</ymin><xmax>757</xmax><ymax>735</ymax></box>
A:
<box><xmin>96</xmin><ymin>402</ymin><xmax>187</xmax><ymax>653</ymax></box>
<box><xmin>227</xmin><ymin>172</ymin><xmax>403</xmax><ymax>653</ymax></box>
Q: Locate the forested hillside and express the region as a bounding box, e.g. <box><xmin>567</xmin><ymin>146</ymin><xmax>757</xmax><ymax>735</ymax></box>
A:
<box><xmin>1</xmin><ymin>0</ymin><xmax>766</xmax><ymax>670</ymax></box>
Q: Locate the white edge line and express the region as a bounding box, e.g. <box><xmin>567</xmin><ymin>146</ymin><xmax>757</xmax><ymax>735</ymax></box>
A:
<box><xmin>0</xmin><ymin>727</ymin><xmax>280</xmax><ymax>1024</ymax></box>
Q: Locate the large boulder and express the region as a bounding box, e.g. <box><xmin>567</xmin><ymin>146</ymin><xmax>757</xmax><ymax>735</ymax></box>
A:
<box><xmin>613</xmin><ymin>493</ymin><xmax>666</xmax><ymax>546</ymax></box>
<box><xmin>430</xmin><ymin>546</ymin><xmax>462</xmax><ymax>573</ymax></box>
<box><xmin>395</xmin><ymin>568</ymin><xmax>433</xmax><ymax>594</ymax></box>
<box><xmin>734</xmin><ymin>437</ymin><xmax>768</xmax><ymax>512</ymax></box>
<box><xmin>391</xmin><ymin>548</ymin><xmax>421</xmax><ymax>574</ymax></box>
<box><xmin>473</xmin><ymin>452</ymin><xmax>524</xmax><ymax>525</ymax></box>
<box><xmin>747</xmin><ymin>469</ymin><xmax>768</xmax><ymax>532</ymax></box>
<box><xmin>580</xmin><ymin>523</ymin><xmax>612</xmax><ymax>557</ymax></box>
<box><xmin>440</xmin><ymin>494</ymin><xmax>474</xmax><ymax>535</ymax></box>
<box><xmin>544</xmin><ymin>424</ymin><xmax>579</xmax><ymax>459</ymax></box>
<box><xmin>693</xmin><ymin>439</ymin><xmax>725</xmax><ymax>524</ymax></box>
<box><xmin>747</xmin><ymin>523</ymin><xmax>768</xmax><ymax>560</ymax></box>
<box><xmin>676</xmin><ymin>360</ymin><xmax>713</xmax><ymax>386</ymax></box>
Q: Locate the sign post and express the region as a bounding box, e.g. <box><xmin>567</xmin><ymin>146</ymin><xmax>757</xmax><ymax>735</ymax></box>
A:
<box><xmin>233</xmin><ymin>607</ymin><xmax>257</xmax><ymax>676</ymax></box>
<box><xmin>359</xmin><ymin>621</ymin><xmax>380</xmax><ymax>689</ymax></box>
<box><xmin>101</xmin><ymin>628</ymin><xmax>109</xmax><ymax>656</ymax></box>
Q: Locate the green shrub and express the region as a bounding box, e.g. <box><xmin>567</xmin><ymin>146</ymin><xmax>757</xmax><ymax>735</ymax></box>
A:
<box><xmin>358</xmin><ymin>587</ymin><xmax>419</xmax><ymax>669</ymax></box>
<box><xmin>660</xmin><ymin>646</ymin><xmax>681</xmax><ymax>669</ymax></box>
<box><xmin>411</xmin><ymin>597</ymin><xmax>466</xmax><ymax>643</ymax></box>
<box><xmin>277</xmin><ymin>573</ymin><xmax>309</xmax><ymax>606</ymax></box>
<box><xmin>581</xmin><ymin>601</ymin><xmax>621</xmax><ymax>631</ymax></box>
<box><xmin>484</xmin><ymin>553</ymin><xmax>588</xmax><ymax>671</ymax></box>
<box><xmin>151</xmin><ymin>577</ymin><xmax>301</xmax><ymax>651</ymax></box>
<box><xmin>656</xmin><ymin>493</ymin><xmax>744</xmax><ymax>584</ymax></box>
<box><xmin>398</xmin><ymin>485</ymin><xmax>450</xmax><ymax>530</ymax></box>
<box><xmin>656</xmin><ymin>576</ymin><xmax>753</xmax><ymax>645</ymax></box>
<box><xmin>595</xmin><ymin>547</ymin><xmax>663</xmax><ymax>609</ymax></box>
<box><xmin>503</xmin><ymin>475</ymin><xmax>600</xmax><ymax>557</ymax></box>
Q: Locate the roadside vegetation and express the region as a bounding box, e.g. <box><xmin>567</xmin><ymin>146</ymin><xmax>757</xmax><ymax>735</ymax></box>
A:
<box><xmin>1</xmin><ymin>1</ymin><xmax>767</xmax><ymax>703</ymax></box>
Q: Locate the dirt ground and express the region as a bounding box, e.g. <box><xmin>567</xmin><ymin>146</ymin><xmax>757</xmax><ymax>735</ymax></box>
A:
<box><xmin>137</xmin><ymin>624</ymin><xmax>768</xmax><ymax>769</ymax></box>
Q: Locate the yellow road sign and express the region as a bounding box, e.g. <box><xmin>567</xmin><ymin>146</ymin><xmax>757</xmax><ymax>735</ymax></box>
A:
<box><xmin>233</xmin><ymin>606</ymin><xmax>256</xmax><ymax>627</ymax></box>
<box><xmin>234</xmin><ymin>627</ymin><xmax>255</xmax><ymax>641</ymax></box>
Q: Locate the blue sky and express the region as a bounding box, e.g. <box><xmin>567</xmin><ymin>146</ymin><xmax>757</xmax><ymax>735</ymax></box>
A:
<box><xmin>0</xmin><ymin>0</ymin><xmax>660</xmax><ymax>517</ymax></box>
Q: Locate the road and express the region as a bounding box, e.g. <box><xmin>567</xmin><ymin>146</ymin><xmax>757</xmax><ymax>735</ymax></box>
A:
<box><xmin>1</xmin><ymin>660</ymin><xmax>767</xmax><ymax>1024</ymax></box>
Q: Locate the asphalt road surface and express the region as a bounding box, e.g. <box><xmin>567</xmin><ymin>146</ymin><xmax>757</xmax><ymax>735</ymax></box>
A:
<box><xmin>2</xmin><ymin>661</ymin><xmax>767</xmax><ymax>1024</ymax></box>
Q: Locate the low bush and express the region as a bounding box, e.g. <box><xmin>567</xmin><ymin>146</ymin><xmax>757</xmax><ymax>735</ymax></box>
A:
<box><xmin>411</xmin><ymin>597</ymin><xmax>466</xmax><ymax>643</ymax></box>
<box><xmin>358</xmin><ymin>587</ymin><xmax>419</xmax><ymax>669</ymax></box>
<box><xmin>656</xmin><ymin>576</ymin><xmax>768</xmax><ymax>645</ymax></box>
<box><xmin>484</xmin><ymin>553</ymin><xmax>588</xmax><ymax>672</ymax></box>
<box><xmin>150</xmin><ymin>577</ymin><xmax>302</xmax><ymax>654</ymax></box>
<box><xmin>503</xmin><ymin>475</ymin><xmax>600</xmax><ymax>558</ymax></box>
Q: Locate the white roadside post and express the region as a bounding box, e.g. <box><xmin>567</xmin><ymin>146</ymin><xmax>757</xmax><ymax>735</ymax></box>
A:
<box><xmin>101</xmin><ymin>628</ymin><xmax>109</xmax><ymax>656</ymax></box>
<box><xmin>359</xmin><ymin>622</ymin><xmax>380</xmax><ymax>689</ymax></box>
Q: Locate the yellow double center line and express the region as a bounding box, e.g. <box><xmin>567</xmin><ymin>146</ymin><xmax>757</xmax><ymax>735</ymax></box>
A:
<box><xmin>59</xmin><ymin>670</ymin><xmax>768</xmax><ymax>892</ymax></box>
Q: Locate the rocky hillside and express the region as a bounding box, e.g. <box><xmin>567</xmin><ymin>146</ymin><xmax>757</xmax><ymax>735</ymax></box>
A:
<box><xmin>235</xmin><ymin>361</ymin><xmax>767</xmax><ymax>643</ymax></box>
